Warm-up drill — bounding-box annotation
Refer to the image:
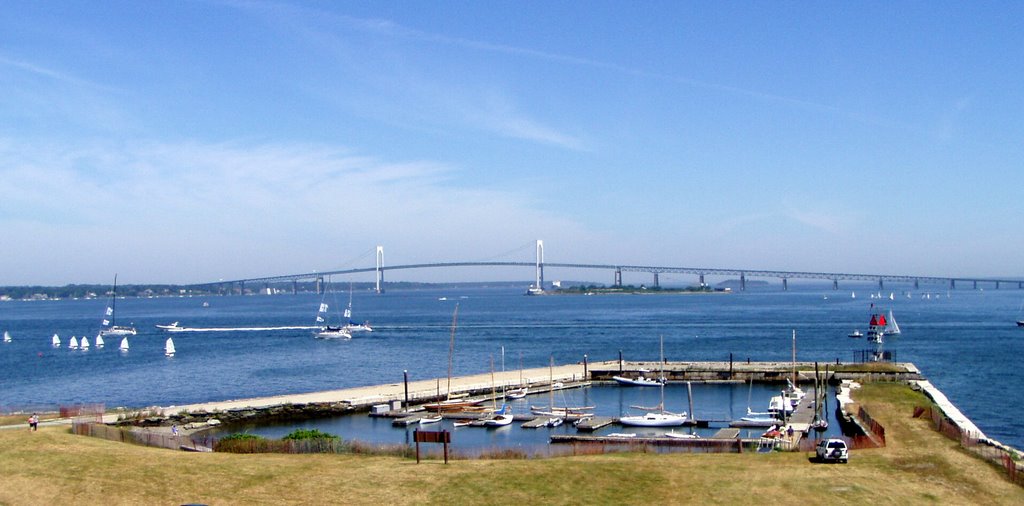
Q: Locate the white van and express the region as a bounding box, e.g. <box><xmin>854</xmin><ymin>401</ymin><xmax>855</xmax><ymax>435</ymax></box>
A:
<box><xmin>815</xmin><ymin>438</ymin><xmax>849</xmax><ymax>463</ymax></box>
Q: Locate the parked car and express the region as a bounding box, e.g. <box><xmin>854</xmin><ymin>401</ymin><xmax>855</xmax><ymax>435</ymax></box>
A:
<box><xmin>815</xmin><ymin>438</ymin><xmax>849</xmax><ymax>463</ymax></box>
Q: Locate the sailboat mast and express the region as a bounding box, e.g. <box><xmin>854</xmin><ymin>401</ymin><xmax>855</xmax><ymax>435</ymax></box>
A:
<box><xmin>446</xmin><ymin>303</ymin><xmax>459</xmax><ymax>399</ymax></box>
<box><xmin>791</xmin><ymin>329</ymin><xmax>797</xmax><ymax>386</ymax></box>
<box><xmin>549</xmin><ymin>355</ymin><xmax>554</xmax><ymax>411</ymax></box>
<box><xmin>659</xmin><ymin>335</ymin><xmax>666</xmax><ymax>412</ymax></box>
<box><xmin>110</xmin><ymin>274</ymin><xmax>118</xmax><ymax>327</ymax></box>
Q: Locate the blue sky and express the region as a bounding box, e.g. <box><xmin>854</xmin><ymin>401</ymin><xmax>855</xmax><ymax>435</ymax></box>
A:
<box><xmin>2</xmin><ymin>1</ymin><xmax>1023</xmax><ymax>285</ymax></box>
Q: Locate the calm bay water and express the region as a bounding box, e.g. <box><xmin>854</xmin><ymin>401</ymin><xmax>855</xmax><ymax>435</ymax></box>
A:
<box><xmin>1</xmin><ymin>285</ymin><xmax>1021</xmax><ymax>449</ymax></box>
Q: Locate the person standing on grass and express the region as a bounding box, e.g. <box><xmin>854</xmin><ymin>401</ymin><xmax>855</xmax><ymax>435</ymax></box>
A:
<box><xmin>28</xmin><ymin>413</ymin><xmax>38</xmax><ymax>431</ymax></box>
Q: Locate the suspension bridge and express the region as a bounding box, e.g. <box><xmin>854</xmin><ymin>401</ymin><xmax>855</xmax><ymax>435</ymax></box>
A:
<box><xmin>189</xmin><ymin>241</ymin><xmax>1023</xmax><ymax>295</ymax></box>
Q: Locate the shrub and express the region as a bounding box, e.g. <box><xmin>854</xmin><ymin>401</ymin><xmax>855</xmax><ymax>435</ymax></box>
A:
<box><xmin>282</xmin><ymin>429</ymin><xmax>339</xmax><ymax>441</ymax></box>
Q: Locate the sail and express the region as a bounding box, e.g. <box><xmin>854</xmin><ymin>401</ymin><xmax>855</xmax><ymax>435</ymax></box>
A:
<box><xmin>120</xmin><ymin>337</ymin><xmax>129</xmax><ymax>351</ymax></box>
<box><xmin>81</xmin><ymin>336</ymin><xmax>90</xmax><ymax>349</ymax></box>
<box><xmin>3</xmin><ymin>331</ymin><xmax>10</xmax><ymax>343</ymax></box>
<box><xmin>69</xmin><ymin>336</ymin><xmax>79</xmax><ymax>349</ymax></box>
<box><xmin>52</xmin><ymin>334</ymin><xmax>60</xmax><ymax>347</ymax></box>
<box><xmin>885</xmin><ymin>310</ymin><xmax>901</xmax><ymax>335</ymax></box>
<box><xmin>95</xmin><ymin>334</ymin><xmax>105</xmax><ymax>347</ymax></box>
<box><xmin>165</xmin><ymin>337</ymin><xmax>175</xmax><ymax>356</ymax></box>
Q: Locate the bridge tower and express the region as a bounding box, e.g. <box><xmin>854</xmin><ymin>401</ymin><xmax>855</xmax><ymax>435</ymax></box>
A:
<box><xmin>740</xmin><ymin>272</ymin><xmax>746</xmax><ymax>291</ymax></box>
<box><xmin>376</xmin><ymin>246</ymin><xmax>385</xmax><ymax>294</ymax></box>
<box><xmin>950</xmin><ymin>279</ymin><xmax>956</xmax><ymax>289</ymax></box>
<box><xmin>782</xmin><ymin>278</ymin><xmax>788</xmax><ymax>291</ymax></box>
<box><xmin>833</xmin><ymin>278</ymin><xmax>838</xmax><ymax>290</ymax></box>
<box><xmin>614</xmin><ymin>268</ymin><xmax>622</xmax><ymax>287</ymax></box>
<box><xmin>878</xmin><ymin>278</ymin><xmax>884</xmax><ymax>291</ymax></box>
<box><xmin>315</xmin><ymin>276</ymin><xmax>323</xmax><ymax>295</ymax></box>
<box><xmin>535</xmin><ymin>240</ymin><xmax>544</xmax><ymax>291</ymax></box>
<box><xmin>699</xmin><ymin>273</ymin><xmax>705</xmax><ymax>287</ymax></box>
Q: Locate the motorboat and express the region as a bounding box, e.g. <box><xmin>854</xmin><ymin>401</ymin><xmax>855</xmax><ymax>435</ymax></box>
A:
<box><xmin>612</xmin><ymin>375</ymin><xmax>664</xmax><ymax>387</ymax></box>
<box><xmin>156</xmin><ymin>322</ymin><xmax>183</xmax><ymax>331</ymax></box>
<box><xmin>418</xmin><ymin>415</ymin><xmax>443</xmax><ymax>425</ymax></box>
<box><xmin>503</xmin><ymin>387</ymin><xmax>528</xmax><ymax>399</ymax></box>
<box><xmin>848</xmin><ymin>329</ymin><xmax>863</xmax><ymax>338</ymax></box>
<box><xmin>665</xmin><ymin>430</ymin><xmax>699</xmax><ymax>439</ymax></box>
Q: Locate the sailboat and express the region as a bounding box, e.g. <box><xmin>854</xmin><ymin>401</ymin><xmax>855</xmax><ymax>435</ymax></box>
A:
<box><xmin>80</xmin><ymin>335</ymin><xmax>90</xmax><ymax>350</ymax></box>
<box><xmin>341</xmin><ymin>283</ymin><xmax>373</xmax><ymax>333</ymax></box>
<box><xmin>424</xmin><ymin>304</ymin><xmax>484</xmax><ymax>412</ymax></box>
<box><xmin>313</xmin><ymin>278</ymin><xmax>351</xmax><ymax>340</ymax></box>
<box><xmin>94</xmin><ymin>333</ymin><xmax>104</xmax><ymax>348</ymax></box>
<box><xmin>884</xmin><ymin>309</ymin><xmax>901</xmax><ymax>335</ymax></box>
<box><xmin>164</xmin><ymin>337</ymin><xmax>175</xmax><ymax>357</ymax></box>
<box><xmin>619</xmin><ymin>337</ymin><xmax>687</xmax><ymax>427</ymax></box>
<box><xmin>68</xmin><ymin>336</ymin><xmax>79</xmax><ymax>350</ymax></box>
<box><xmin>99</xmin><ymin>275</ymin><xmax>137</xmax><ymax>337</ymax></box>
<box><xmin>530</xmin><ymin>356</ymin><xmax>594</xmax><ymax>418</ymax></box>
<box><xmin>3</xmin><ymin>331</ymin><xmax>10</xmax><ymax>343</ymax></box>
<box><xmin>507</xmin><ymin>352</ymin><xmax>529</xmax><ymax>399</ymax></box>
<box><xmin>732</xmin><ymin>378</ymin><xmax>779</xmax><ymax>427</ymax></box>
<box><xmin>119</xmin><ymin>337</ymin><xmax>129</xmax><ymax>352</ymax></box>
<box><xmin>482</xmin><ymin>404</ymin><xmax>514</xmax><ymax>427</ymax></box>
<box><xmin>52</xmin><ymin>334</ymin><xmax>60</xmax><ymax>347</ymax></box>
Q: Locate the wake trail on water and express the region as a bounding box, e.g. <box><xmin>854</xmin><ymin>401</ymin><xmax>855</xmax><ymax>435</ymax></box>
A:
<box><xmin>165</xmin><ymin>326</ymin><xmax>319</xmax><ymax>332</ymax></box>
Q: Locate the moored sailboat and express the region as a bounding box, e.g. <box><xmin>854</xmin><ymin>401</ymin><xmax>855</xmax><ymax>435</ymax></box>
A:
<box><xmin>619</xmin><ymin>337</ymin><xmax>686</xmax><ymax>427</ymax></box>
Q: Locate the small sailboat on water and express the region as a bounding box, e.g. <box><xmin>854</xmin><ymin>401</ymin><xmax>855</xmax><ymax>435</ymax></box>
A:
<box><xmin>68</xmin><ymin>336</ymin><xmax>79</xmax><ymax>350</ymax></box>
<box><xmin>99</xmin><ymin>274</ymin><xmax>137</xmax><ymax>337</ymax></box>
<box><xmin>341</xmin><ymin>283</ymin><xmax>373</xmax><ymax>333</ymax></box>
<box><xmin>884</xmin><ymin>309</ymin><xmax>901</xmax><ymax>335</ymax></box>
<box><xmin>80</xmin><ymin>335</ymin><xmax>90</xmax><ymax>350</ymax></box>
<box><xmin>165</xmin><ymin>337</ymin><xmax>175</xmax><ymax>357</ymax></box>
<box><xmin>95</xmin><ymin>333</ymin><xmax>104</xmax><ymax>348</ymax></box>
<box><xmin>3</xmin><ymin>331</ymin><xmax>11</xmax><ymax>343</ymax></box>
<box><xmin>119</xmin><ymin>337</ymin><xmax>129</xmax><ymax>352</ymax></box>
<box><xmin>52</xmin><ymin>334</ymin><xmax>60</xmax><ymax>347</ymax></box>
<box><xmin>313</xmin><ymin>278</ymin><xmax>352</xmax><ymax>340</ymax></box>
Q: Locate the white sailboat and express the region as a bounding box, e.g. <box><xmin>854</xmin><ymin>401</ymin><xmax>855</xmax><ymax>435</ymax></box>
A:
<box><xmin>619</xmin><ymin>337</ymin><xmax>687</xmax><ymax>427</ymax></box>
<box><xmin>313</xmin><ymin>279</ymin><xmax>352</xmax><ymax>339</ymax></box>
<box><xmin>94</xmin><ymin>333</ymin><xmax>104</xmax><ymax>348</ymax></box>
<box><xmin>68</xmin><ymin>336</ymin><xmax>79</xmax><ymax>350</ymax></box>
<box><xmin>342</xmin><ymin>283</ymin><xmax>373</xmax><ymax>333</ymax></box>
<box><xmin>3</xmin><ymin>331</ymin><xmax>10</xmax><ymax>343</ymax></box>
<box><xmin>119</xmin><ymin>337</ymin><xmax>129</xmax><ymax>352</ymax></box>
<box><xmin>52</xmin><ymin>334</ymin><xmax>60</xmax><ymax>347</ymax></box>
<box><xmin>164</xmin><ymin>337</ymin><xmax>175</xmax><ymax>357</ymax></box>
<box><xmin>80</xmin><ymin>335</ymin><xmax>90</xmax><ymax>350</ymax></box>
<box><xmin>884</xmin><ymin>309</ymin><xmax>901</xmax><ymax>335</ymax></box>
<box><xmin>99</xmin><ymin>275</ymin><xmax>137</xmax><ymax>337</ymax></box>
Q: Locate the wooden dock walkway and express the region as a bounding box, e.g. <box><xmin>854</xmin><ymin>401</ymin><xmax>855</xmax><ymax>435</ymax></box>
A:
<box><xmin>574</xmin><ymin>416</ymin><xmax>615</xmax><ymax>432</ymax></box>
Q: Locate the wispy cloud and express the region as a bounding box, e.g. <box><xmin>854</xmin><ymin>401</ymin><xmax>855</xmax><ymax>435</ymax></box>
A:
<box><xmin>0</xmin><ymin>137</ymin><xmax>593</xmax><ymax>284</ymax></box>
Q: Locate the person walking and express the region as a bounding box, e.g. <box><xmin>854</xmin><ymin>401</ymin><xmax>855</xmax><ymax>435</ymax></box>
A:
<box><xmin>28</xmin><ymin>413</ymin><xmax>38</xmax><ymax>431</ymax></box>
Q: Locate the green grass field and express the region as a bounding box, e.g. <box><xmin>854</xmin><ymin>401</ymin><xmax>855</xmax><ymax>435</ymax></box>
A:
<box><xmin>1</xmin><ymin>384</ymin><xmax>1020</xmax><ymax>505</ymax></box>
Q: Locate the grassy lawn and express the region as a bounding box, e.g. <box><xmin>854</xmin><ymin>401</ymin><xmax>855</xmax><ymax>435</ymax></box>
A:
<box><xmin>0</xmin><ymin>383</ymin><xmax>1020</xmax><ymax>505</ymax></box>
